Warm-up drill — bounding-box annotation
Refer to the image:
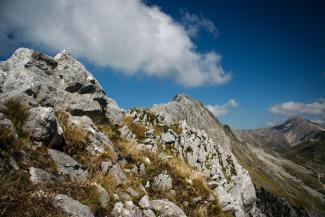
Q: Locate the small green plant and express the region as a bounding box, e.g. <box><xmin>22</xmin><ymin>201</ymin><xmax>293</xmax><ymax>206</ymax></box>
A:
<box><xmin>0</xmin><ymin>97</ymin><xmax>29</xmax><ymax>131</ymax></box>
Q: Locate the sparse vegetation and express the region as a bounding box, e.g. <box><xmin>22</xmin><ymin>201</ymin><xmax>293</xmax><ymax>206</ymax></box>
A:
<box><xmin>0</xmin><ymin>97</ymin><xmax>30</xmax><ymax>132</ymax></box>
<box><xmin>56</xmin><ymin>111</ymin><xmax>89</xmax><ymax>155</ymax></box>
<box><xmin>123</xmin><ymin>116</ymin><xmax>147</xmax><ymax>140</ymax></box>
<box><xmin>0</xmin><ymin>126</ymin><xmax>15</xmax><ymax>147</ymax></box>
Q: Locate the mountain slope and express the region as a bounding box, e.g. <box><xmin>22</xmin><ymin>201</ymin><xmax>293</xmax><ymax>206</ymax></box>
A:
<box><xmin>234</xmin><ymin>118</ymin><xmax>325</xmax><ymax>216</ymax></box>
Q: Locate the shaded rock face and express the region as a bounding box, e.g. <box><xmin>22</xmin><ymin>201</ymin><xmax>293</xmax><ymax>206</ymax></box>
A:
<box><xmin>256</xmin><ymin>188</ymin><xmax>312</xmax><ymax>217</ymax></box>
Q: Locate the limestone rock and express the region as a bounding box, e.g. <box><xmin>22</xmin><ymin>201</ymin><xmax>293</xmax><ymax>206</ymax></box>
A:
<box><xmin>151</xmin><ymin>199</ymin><xmax>187</xmax><ymax>217</ymax></box>
<box><xmin>52</xmin><ymin>194</ymin><xmax>94</xmax><ymax>217</ymax></box>
<box><xmin>139</xmin><ymin>195</ymin><xmax>152</xmax><ymax>209</ymax></box>
<box><xmin>109</xmin><ymin>164</ymin><xmax>129</xmax><ymax>185</ymax></box>
<box><xmin>23</xmin><ymin>106</ymin><xmax>59</xmax><ymax>143</ymax></box>
<box><xmin>112</xmin><ymin>201</ymin><xmax>142</xmax><ymax>217</ymax></box>
<box><xmin>92</xmin><ymin>183</ymin><xmax>109</xmax><ymax>209</ymax></box>
<box><xmin>65</xmin><ymin>113</ymin><xmax>113</xmax><ymax>155</ymax></box>
<box><xmin>101</xmin><ymin>160</ymin><xmax>112</xmax><ymax>173</ymax></box>
<box><xmin>29</xmin><ymin>167</ymin><xmax>53</xmax><ymax>184</ymax></box>
<box><xmin>161</xmin><ymin>132</ymin><xmax>175</xmax><ymax>143</ymax></box>
<box><xmin>47</xmin><ymin>148</ymin><xmax>87</xmax><ymax>181</ymax></box>
<box><xmin>153</xmin><ymin>173</ymin><xmax>173</xmax><ymax>192</ymax></box>
<box><xmin>143</xmin><ymin>209</ymin><xmax>156</xmax><ymax>217</ymax></box>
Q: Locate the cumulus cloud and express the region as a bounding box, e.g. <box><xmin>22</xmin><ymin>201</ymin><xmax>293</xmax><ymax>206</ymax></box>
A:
<box><xmin>269</xmin><ymin>99</ymin><xmax>325</xmax><ymax>122</ymax></box>
<box><xmin>0</xmin><ymin>0</ymin><xmax>230</xmax><ymax>87</ymax></box>
<box><xmin>180</xmin><ymin>11</ymin><xmax>219</xmax><ymax>38</ymax></box>
<box><xmin>207</xmin><ymin>99</ymin><xmax>238</xmax><ymax>117</ymax></box>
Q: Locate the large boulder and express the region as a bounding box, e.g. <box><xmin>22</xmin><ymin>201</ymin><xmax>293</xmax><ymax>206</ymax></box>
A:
<box><xmin>52</xmin><ymin>194</ymin><xmax>94</xmax><ymax>217</ymax></box>
<box><xmin>47</xmin><ymin>148</ymin><xmax>87</xmax><ymax>181</ymax></box>
<box><xmin>23</xmin><ymin>107</ymin><xmax>60</xmax><ymax>143</ymax></box>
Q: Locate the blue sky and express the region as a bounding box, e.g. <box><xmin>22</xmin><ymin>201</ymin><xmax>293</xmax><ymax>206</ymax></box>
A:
<box><xmin>0</xmin><ymin>0</ymin><xmax>324</xmax><ymax>128</ymax></box>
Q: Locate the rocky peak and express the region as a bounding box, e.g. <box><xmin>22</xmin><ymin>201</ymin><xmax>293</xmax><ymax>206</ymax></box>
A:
<box><xmin>0</xmin><ymin>48</ymin><xmax>263</xmax><ymax>217</ymax></box>
<box><xmin>152</xmin><ymin>94</ymin><xmax>230</xmax><ymax>151</ymax></box>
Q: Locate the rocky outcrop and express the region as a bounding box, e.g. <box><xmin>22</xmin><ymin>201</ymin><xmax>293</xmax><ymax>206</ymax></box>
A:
<box><xmin>0</xmin><ymin>48</ymin><xmax>122</xmax><ymax>150</ymax></box>
<box><xmin>150</xmin><ymin>96</ymin><xmax>257</xmax><ymax>216</ymax></box>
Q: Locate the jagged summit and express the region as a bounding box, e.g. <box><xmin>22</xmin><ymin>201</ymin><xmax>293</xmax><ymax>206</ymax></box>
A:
<box><xmin>172</xmin><ymin>93</ymin><xmax>194</xmax><ymax>102</ymax></box>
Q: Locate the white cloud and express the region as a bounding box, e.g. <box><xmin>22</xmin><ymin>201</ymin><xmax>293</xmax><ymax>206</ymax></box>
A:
<box><xmin>180</xmin><ymin>11</ymin><xmax>219</xmax><ymax>38</ymax></box>
<box><xmin>266</xmin><ymin>121</ymin><xmax>277</xmax><ymax>127</ymax></box>
<box><xmin>269</xmin><ymin>99</ymin><xmax>325</xmax><ymax>122</ymax></box>
<box><xmin>207</xmin><ymin>99</ymin><xmax>238</xmax><ymax>117</ymax></box>
<box><xmin>0</xmin><ymin>0</ymin><xmax>230</xmax><ymax>87</ymax></box>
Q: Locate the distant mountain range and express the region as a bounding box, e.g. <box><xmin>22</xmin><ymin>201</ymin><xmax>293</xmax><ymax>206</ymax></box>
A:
<box><xmin>237</xmin><ymin>116</ymin><xmax>325</xmax><ymax>149</ymax></box>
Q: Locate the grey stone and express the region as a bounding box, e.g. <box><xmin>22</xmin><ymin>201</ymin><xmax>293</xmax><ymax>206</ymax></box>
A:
<box><xmin>23</xmin><ymin>106</ymin><xmax>59</xmax><ymax>143</ymax></box>
<box><xmin>29</xmin><ymin>167</ymin><xmax>53</xmax><ymax>184</ymax></box>
<box><xmin>109</xmin><ymin>164</ymin><xmax>128</xmax><ymax>185</ymax></box>
<box><xmin>143</xmin><ymin>209</ymin><xmax>156</xmax><ymax>217</ymax></box>
<box><xmin>153</xmin><ymin>173</ymin><xmax>173</xmax><ymax>192</ymax></box>
<box><xmin>92</xmin><ymin>183</ymin><xmax>109</xmax><ymax>209</ymax></box>
<box><xmin>151</xmin><ymin>199</ymin><xmax>186</xmax><ymax>217</ymax></box>
<box><xmin>101</xmin><ymin>160</ymin><xmax>112</xmax><ymax>173</ymax></box>
<box><xmin>48</xmin><ymin>148</ymin><xmax>87</xmax><ymax>181</ymax></box>
<box><xmin>161</xmin><ymin>132</ymin><xmax>175</xmax><ymax>143</ymax></box>
<box><xmin>66</xmin><ymin>114</ymin><xmax>113</xmax><ymax>155</ymax></box>
<box><xmin>126</xmin><ymin>187</ymin><xmax>140</xmax><ymax>198</ymax></box>
<box><xmin>112</xmin><ymin>201</ymin><xmax>143</xmax><ymax>217</ymax></box>
<box><xmin>139</xmin><ymin>195</ymin><xmax>151</xmax><ymax>209</ymax></box>
<box><xmin>52</xmin><ymin>194</ymin><xmax>94</xmax><ymax>217</ymax></box>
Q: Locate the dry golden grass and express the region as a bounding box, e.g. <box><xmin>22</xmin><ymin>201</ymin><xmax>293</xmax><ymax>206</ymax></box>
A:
<box><xmin>167</xmin><ymin>156</ymin><xmax>192</xmax><ymax>179</ymax></box>
<box><xmin>0</xmin><ymin>97</ymin><xmax>29</xmax><ymax>131</ymax></box>
<box><xmin>115</xmin><ymin>140</ymin><xmax>145</xmax><ymax>163</ymax></box>
<box><xmin>0</xmin><ymin>126</ymin><xmax>16</xmax><ymax>147</ymax></box>
<box><xmin>56</xmin><ymin>111</ymin><xmax>88</xmax><ymax>155</ymax></box>
<box><xmin>192</xmin><ymin>175</ymin><xmax>213</xmax><ymax>196</ymax></box>
<box><xmin>123</xmin><ymin>116</ymin><xmax>147</xmax><ymax>140</ymax></box>
<box><xmin>97</xmin><ymin>123</ymin><xmax>121</xmax><ymax>142</ymax></box>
